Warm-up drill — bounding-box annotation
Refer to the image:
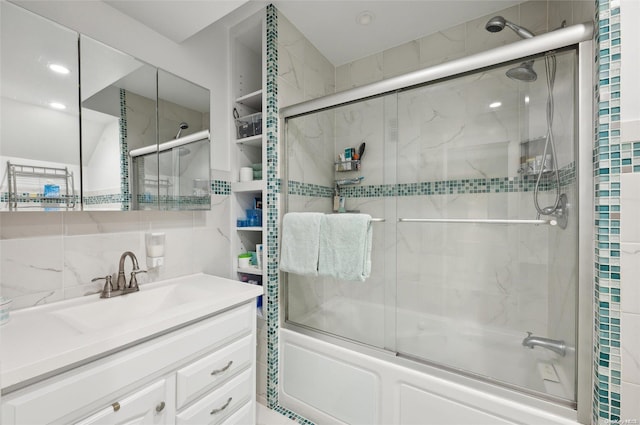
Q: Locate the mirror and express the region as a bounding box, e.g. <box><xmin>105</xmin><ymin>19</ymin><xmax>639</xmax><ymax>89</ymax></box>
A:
<box><xmin>0</xmin><ymin>1</ymin><xmax>80</xmax><ymax>211</ymax></box>
<box><xmin>0</xmin><ymin>2</ymin><xmax>211</xmax><ymax>212</ymax></box>
<box><xmin>80</xmin><ymin>36</ymin><xmax>159</xmax><ymax>211</ymax></box>
<box><xmin>80</xmin><ymin>37</ymin><xmax>211</xmax><ymax>211</ymax></box>
<box><xmin>156</xmin><ymin>70</ymin><xmax>211</xmax><ymax>210</ymax></box>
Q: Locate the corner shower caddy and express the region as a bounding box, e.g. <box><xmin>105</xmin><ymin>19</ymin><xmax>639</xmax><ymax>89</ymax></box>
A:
<box><xmin>6</xmin><ymin>161</ymin><xmax>76</xmax><ymax>210</ymax></box>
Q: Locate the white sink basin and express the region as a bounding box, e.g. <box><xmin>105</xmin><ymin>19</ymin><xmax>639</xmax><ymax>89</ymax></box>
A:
<box><xmin>51</xmin><ymin>279</ymin><xmax>215</xmax><ymax>333</ymax></box>
<box><xmin>1</xmin><ymin>273</ymin><xmax>263</xmax><ymax>390</ymax></box>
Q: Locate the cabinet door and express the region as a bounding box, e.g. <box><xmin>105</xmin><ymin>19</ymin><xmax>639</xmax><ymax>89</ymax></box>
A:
<box><xmin>75</xmin><ymin>379</ymin><xmax>170</xmax><ymax>425</ymax></box>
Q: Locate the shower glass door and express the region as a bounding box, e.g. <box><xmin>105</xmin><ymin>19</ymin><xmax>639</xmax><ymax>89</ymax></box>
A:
<box><xmin>394</xmin><ymin>48</ymin><xmax>578</xmax><ymax>402</ymax></box>
<box><xmin>284</xmin><ymin>47</ymin><xmax>579</xmax><ymax>405</ymax></box>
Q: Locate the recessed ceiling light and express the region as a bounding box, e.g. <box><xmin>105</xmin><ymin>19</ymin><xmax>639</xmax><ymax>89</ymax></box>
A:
<box><xmin>356</xmin><ymin>10</ymin><xmax>375</xmax><ymax>26</ymax></box>
<box><xmin>48</xmin><ymin>63</ymin><xmax>70</xmax><ymax>74</ymax></box>
<box><xmin>489</xmin><ymin>101</ymin><xmax>502</xmax><ymax>109</ymax></box>
<box><xmin>49</xmin><ymin>102</ymin><xmax>66</xmax><ymax>110</ymax></box>
<box><xmin>524</xmin><ymin>96</ymin><xmax>530</xmax><ymax>104</ymax></box>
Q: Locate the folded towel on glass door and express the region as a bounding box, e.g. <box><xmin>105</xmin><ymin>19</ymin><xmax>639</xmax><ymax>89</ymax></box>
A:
<box><xmin>279</xmin><ymin>212</ymin><xmax>323</xmax><ymax>276</ymax></box>
<box><xmin>318</xmin><ymin>213</ymin><xmax>372</xmax><ymax>282</ymax></box>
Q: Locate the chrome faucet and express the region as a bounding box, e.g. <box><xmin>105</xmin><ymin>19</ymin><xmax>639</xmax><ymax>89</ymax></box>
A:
<box><xmin>522</xmin><ymin>331</ymin><xmax>566</xmax><ymax>356</ymax></box>
<box><xmin>92</xmin><ymin>252</ymin><xmax>146</xmax><ymax>298</ymax></box>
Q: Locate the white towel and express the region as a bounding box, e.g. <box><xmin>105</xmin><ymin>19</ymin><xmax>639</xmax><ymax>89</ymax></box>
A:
<box><xmin>318</xmin><ymin>214</ymin><xmax>372</xmax><ymax>282</ymax></box>
<box><xmin>279</xmin><ymin>212</ymin><xmax>323</xmax><ymax>276</ymax></box>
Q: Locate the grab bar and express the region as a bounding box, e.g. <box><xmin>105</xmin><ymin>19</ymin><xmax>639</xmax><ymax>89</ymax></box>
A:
<box><xmin>398</xmin><ymin>218</ymin><xmax>557</xmax><ymax>226</ymax></box>
<box><xmin>371</xmin><ymin>218</ymin><xmax>385</xmax><ymax>222</ymax></box>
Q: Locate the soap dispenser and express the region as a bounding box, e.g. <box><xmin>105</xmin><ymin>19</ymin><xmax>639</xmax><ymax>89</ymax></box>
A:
<box><xmin>145</xmin><ymin>232</ymin><xmax>165</xmax><ymax>268</ymax></box>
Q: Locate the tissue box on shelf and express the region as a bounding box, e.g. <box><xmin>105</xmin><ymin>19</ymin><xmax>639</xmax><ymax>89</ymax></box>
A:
<box><xmin>235</xmin><ymin>112</ymin><xmax>262</xmax><ymax>139</ymax></box>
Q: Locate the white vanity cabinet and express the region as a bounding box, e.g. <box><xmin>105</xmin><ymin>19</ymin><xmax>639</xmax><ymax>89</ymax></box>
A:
<box><xmin>1</xmin><ymin>301</ymin><xmax>257</xmax><ymax>425</ymax></box>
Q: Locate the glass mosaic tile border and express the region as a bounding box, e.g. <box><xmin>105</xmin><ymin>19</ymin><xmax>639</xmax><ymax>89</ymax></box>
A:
<box><xmin>212</xmin><ymin>180</ymin><xmax>231</xmax><ymax>195</ymax></box>
<box><xmin>83</xmin><ymin>194</ymin><xmax>125</xmax><ymax>205</ymax></box>
<box><xmin>288</xmin><ymin>162</ymin><xmax>576</xmax><ymax>199</ymax></box>
<box><xmin>594</xmin><ymin>0</ymin><xmax>623</xmax><ymax>423</ymax></box>
<box><xmin>265</xmin><ymin>1</ymin><xmax>281</xmax><ymax>412</ymax></box>
<box><xmin>119</xmin><ymin>88</ymin><xmax>131</xmax><ymax>211</ymax></box>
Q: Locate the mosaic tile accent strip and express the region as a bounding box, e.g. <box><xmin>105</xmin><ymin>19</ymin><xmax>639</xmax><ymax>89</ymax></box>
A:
<box><xmin>135</xmin><ymin>194</ymin><xmax>211</xmax><ymax>208</ymax></box>
<box><xmin>287</xmin><ymin>181</ymin><xmax>334</xmax><ymax>197</ymax></box>
<box><xmin>594</xmin><ymin>1</ymin><xmax>623</xmax><ymax>423</ymax></box>
<box><xmin>1</xmin><ymin>193</ymin><xmax>80</xmax><ymax>206</ymax></box>
<box><xmin>288</xmin><ymin>163</ymin><xmax>575</xmax><ymax>199</ymax></box>
<box><xmin>264</xmin><ymin>8</ymin><xmax>314</xmax><ymax>424</ymax></box>
<box><xmin>212</xmin><ymin>180</ymin><xmax>231</xmax><ymax>195</ymax></box>
<box><xmin>83</xmin><ymin>194</ymin><xmax>125</xmax><ymax>205</ymax></box>
<box><xmin>265</xmin><ymin>3</ymin><xmax>282</xmax><ymax>412</ymax></box>
<box><xmin>119</xmin><ymin>89</ymin><xmax>131</xmax><ymax>211</ymax></box>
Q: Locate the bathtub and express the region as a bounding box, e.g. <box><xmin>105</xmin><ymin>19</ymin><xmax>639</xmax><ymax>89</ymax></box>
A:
<box><xmin>281</xmin><ymin>298</ymin><xmax>579</xmax><ymax>425</ymax></box>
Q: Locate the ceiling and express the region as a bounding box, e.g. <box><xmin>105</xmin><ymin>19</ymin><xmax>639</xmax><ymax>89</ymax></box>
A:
<box><xmin>100</xmin><ymin>0</ymin><xmax>524</xmax><ymax>66</ymax></box>
<box><xmin>103</xmin><ymin>0</ymin><xmax>251</xmax><ymax>43</ymax></box>
<box><xmin>273</xmin><ymin>1</ymin><xmax>524</xmax><ymax>65</ymax></box>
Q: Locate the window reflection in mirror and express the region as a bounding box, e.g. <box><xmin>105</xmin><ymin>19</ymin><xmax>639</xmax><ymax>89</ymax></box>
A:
<box><xmin>156</xmin><ymin>70</ymin><xmax>211</xmax><ymax>211</ymax></box>
<box><xmin>80</xmin><ymin>35</ymin><xmax>158</xmax><ymax>211</ymax></box>
<box><xmin>0</xmin><ymin>2</ymin><xmax>80</xmax><ymax>211</ymax></box>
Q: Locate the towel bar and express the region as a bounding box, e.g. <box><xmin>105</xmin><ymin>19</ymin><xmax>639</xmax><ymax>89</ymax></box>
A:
<box><xmin>397</xmin><ymin>218</ymin><xmax>557</xmax><ymax>226</ymax></box>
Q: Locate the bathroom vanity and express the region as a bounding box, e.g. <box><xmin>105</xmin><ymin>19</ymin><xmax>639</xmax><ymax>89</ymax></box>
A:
<box><xmin>0</xmin><ymin>274</ymin><xmax>262</xmax><ymax>424</ymax></box>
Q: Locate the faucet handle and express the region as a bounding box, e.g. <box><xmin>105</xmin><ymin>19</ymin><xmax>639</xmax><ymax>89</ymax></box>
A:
<box><xmin>526</xmin><ymin>331</ymin><xmax>533</xmax><ymax>337</ymax></box>
<box><xmin>129</xmin><ymin>269</ymin><xmax>147</xmax><ymax>291</ymax></box>
<box><xmin>92</xmin><ymin>275</ymin><xmax>114</xmax><ymax>298</ymax></box>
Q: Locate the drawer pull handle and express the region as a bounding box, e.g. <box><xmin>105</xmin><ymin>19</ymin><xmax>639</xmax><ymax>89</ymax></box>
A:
<box><xmin>210</xmin><ymin>360</ymin><xmax>233</xmax><ymax>376</ymax></box>
<box><xmin>210</xmin><ymin>397</ymin><xmax>232</xmax><ymax>415</ymax></box>
<box><xmin>155</xmin><ymin>401</ymin><xmax>166</xmax><ymax>413</ymax></box>
<box><xmin>112</xmin><ymin>402</ymin><xmax>121</xmax><ymax>412</ymax></box>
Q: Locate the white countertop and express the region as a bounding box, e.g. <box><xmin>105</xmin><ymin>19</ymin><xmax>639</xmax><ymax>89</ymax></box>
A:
<box><xmin>0</xmin><ymin>273</ymin><xmax>263</xmax><ymax>391</ymax></box>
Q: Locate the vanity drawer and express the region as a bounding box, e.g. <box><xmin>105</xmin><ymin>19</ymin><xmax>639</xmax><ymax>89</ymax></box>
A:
<box><xmin>176</xmin><ymin>334</ymin><xmax>253</xmax><ymax>409</ymax></box>
<box><xmin>220</xmin><ymin>401</ymin><xmax>254</xmax><ymax>425</ymax></box>
<box><xmin>176</xmin><ymin>368</ymin><xmax>253</xmax><ymax>425</ymax></box>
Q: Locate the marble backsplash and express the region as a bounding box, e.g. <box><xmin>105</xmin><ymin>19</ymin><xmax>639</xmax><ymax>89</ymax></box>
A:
<box><xmin>0</xmin><ymin>193</ymin><xmax>231</xmax><ymax>310</ymax></box>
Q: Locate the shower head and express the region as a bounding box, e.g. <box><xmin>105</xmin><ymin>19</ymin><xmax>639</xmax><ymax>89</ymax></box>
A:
<box><xmin>485</xmin><ymin>15</ymin><xmax>507</xmax><ymax>33</ymax></box>
<box><xmin>485</xmin><ymin>16</ymin><xmax>535</xmax><ymax>39</ymax></box>
<box><xmin>506</xmin><ymin>60</ymin><xmax>537</xmax><ymax>82</ymax></box>
<box><xmin>175</xmin><ymin>122</ymin><xmax>189</xmax><ymax>139</ymax></box>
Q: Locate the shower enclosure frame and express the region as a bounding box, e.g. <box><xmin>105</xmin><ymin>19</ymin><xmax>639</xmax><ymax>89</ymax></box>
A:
<box><xmin>280</xmin><ymin>22</ymin><xmax>594</xmax><ymax>422</ymax></box>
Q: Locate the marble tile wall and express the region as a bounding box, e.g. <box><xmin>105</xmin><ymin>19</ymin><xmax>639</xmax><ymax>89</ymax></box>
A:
<box><xmin>0</xmin><ymin>195</ymin><xmax>231</xmax><ymax>310</ymax></box>
<box><xmin>336</xmin><ymin>1</ymin><xmax>594</xmax><ymax>91</ymax></box>
<box><xmin>618</xmin><ymin>1</ymin><xmax>640</xmax><ymax>421</ymax></box>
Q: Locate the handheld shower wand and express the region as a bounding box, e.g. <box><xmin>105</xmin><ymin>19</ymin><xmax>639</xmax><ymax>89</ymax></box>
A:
<box><xmin>485</xmin><ymin>16</ymin><xmax>535</xmax><ymax>39</ymax></box>
<box><xmin>175</xmin><ymin>122</ymin><xmax>189</xmax><ymax>139</ymax></box>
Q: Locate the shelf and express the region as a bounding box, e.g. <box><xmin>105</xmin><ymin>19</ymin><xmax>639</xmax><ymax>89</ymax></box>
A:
<box><xmin>6</xmin><ymin>162</ymin><xmax>76</xmax><ymax>210</ymax></box>
<box><xmin>335</xmin><ymin>160</ymin><xmax>361</xmax><ymax>172</ymax></box>
<box><xmin>235</xmin><ymin>134</ymin><xmax>262</xmax><ymax>147</ymax></box>
<box><xmin>235</xmin><ymin>89</ymin><xmax>262</xmax><ymax>111</ymax></box>
<box><xmin>335</xmin><ymin>177</ymin><xmax>364</xmax><ymax>186</ymax></box>
<box><xmin>237</xmin><ymin>267</ymin><xmax>263</xmax><ymax>276</ymax></box>
<box><xmin>236</xmin><ymin>226</ymin><xmax>262</xmax><ymax>231</ymax></box>
<box><xmin>231</xmin><ymin>180</ymin><xmax>264</xmax><ymax>193</ymax></box>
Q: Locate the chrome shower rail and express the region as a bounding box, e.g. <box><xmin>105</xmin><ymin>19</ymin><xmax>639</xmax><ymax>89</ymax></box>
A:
<box><xmin>398</xmin><ymin>218</ymin><xmax>558</xmax><ymax>226</ymax></box>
